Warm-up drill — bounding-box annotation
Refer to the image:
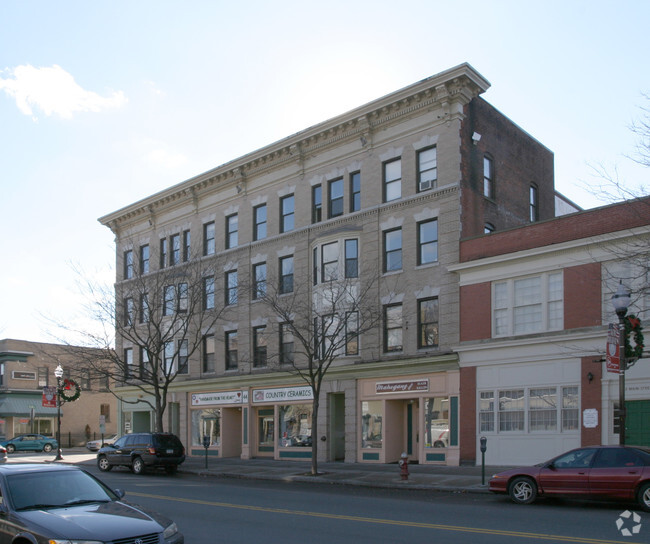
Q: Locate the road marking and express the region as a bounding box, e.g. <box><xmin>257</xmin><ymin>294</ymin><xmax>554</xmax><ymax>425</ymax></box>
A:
<box><xmin>129</xmin><ymin>491</ymin><xmax>632</xmax><ymax>544</ymax></box>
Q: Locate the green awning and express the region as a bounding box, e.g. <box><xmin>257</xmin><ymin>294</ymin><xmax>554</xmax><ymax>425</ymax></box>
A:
<box><xmin>0</xmin><ymin>396</ymin><xmax>58</xmax><ymax>417</ymax></box>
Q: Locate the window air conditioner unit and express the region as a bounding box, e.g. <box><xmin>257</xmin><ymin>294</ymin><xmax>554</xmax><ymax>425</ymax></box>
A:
<box><xmin>419</xmin><ymin>179</ymin><xmax>433</xmax><ymax>191</ymax></box>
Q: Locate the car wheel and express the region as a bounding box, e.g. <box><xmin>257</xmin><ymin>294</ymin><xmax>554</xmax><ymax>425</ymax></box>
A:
<box><xmin>165</xmin><ymin>465</ymin><xmax>178</xmax><ymax>475</ymax></box>
<box><xmin>508</xmin><ymin>476</ymin><xmax>538</xmax><ymax>505</ymax></box>
<box><xmin>6</xmin><ymin>445</ymin><xmax>15</xmax><ymax>454</ymax></box>
<box><xmin>638</xmin><ymin>482</ymin><xmax>650</xmax><ymax>512</ymax></box>
<box><xmin>131</xmin><ymin>457</ymin><xmax>145</xmax><ymax>475</ymax></box>
<box><xmin>97</xmin><ymin>455</ymin><xmax>112</xmax><ymax>472</ymax></box>
<box><xmin>43</xmin><ymin>443</ymin><xmax>53</xmax><ymax>453</ymax></box>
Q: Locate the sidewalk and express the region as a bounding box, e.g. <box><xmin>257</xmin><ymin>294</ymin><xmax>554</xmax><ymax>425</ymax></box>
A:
<box><xmin>58</xmin><ymin>449</ymin><xmax>496</xmax><ymax>493</ymax></box>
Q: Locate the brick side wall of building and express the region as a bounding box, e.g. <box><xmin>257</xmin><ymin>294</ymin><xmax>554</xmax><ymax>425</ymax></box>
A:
<box><xmin>581</xmin><ymin>355</ymin><xmax>603</xmax><ymax>446</ymax></box>
<box><xmin>459</xmin><ymin>366</ymin><xmax>477</xmax><ymax>464</ymax></box>
<box><xmin>461</xmin><ymin>197</ymin><xmax>650</xmax><ymax>262</ymax></box>
<box><xmin>459</xmin><ymin>282</ymin><xmax>492</xmax><ymax>341</ymax></box>
<box><xmin>564</xmin><ymin>263</ymin><xmax>602</xmax><ymax>329</ymax></box>
<box><xmin>459</xmin><ymin>97</ymin><xmax>555</xmax><ymax>238</ymax></box>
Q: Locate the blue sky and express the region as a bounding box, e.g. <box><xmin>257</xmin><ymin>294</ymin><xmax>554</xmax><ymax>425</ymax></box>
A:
<box><xmin>1</xmin><ymin>1</ymin><xmax>648</xmax><ymax>343</ymax></box>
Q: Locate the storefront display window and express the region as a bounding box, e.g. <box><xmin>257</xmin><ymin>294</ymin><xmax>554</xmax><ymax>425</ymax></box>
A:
<box><xmin>279</xmin><ymin>404</ymin><xmax>312</xmax><ymax>447</ymax></box>
<box><xmin>191</xmin><ymin>408</ymin><xmax>221</xmax><ymax>447</ymax></box>
<box><xmin>424</xmin><ymin>397</ymin><xmax>449</xmax><ymax>448</ymax></box>
<box><xmin>361</xmin><ymin>401</ymin><xmax>382</xmax><ymax>448</ymax></box>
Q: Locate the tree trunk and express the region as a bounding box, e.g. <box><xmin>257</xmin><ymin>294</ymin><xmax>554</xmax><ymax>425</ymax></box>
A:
<box><xmin>311</xmin><ymin>397</ymin><xmax>319</xmax><ymax>475</ymax></box>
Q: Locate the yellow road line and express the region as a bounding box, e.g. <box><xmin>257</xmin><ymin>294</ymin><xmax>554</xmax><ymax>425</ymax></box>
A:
<box><xmin>129</xmin><ymin>491</ymin><xmax>632</xmax><ymax>544</ymax></box>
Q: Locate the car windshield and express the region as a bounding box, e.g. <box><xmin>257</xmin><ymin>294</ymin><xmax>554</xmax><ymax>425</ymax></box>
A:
<box><xmin>7</xmin><ymin>470</ymin><xmax>116</xmax><ymax>511</ymax></box>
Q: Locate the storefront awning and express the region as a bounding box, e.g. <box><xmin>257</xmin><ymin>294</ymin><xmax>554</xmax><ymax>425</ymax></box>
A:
<box><xmin>0</xmin><ymin>396</ymin><xmax>57</xmax><ymax>417</ymax></box>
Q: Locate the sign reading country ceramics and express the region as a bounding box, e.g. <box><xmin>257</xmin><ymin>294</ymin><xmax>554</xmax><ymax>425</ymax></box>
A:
<box><xmin>191</xmin><ymin>390</ymin><xmax>248</xmax><ymax>406</ymax></box>
<box><xmin>252</xmin><ymin>386</ymin><xmax>314</xmax><ymax>403</ymax></box>
<box><xmin>376</xmin><ymin>379</ymin><xmax>429</xmax><ymax>394</ymax></box>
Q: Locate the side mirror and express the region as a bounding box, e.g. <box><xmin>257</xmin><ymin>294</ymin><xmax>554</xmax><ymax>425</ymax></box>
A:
<box><xmin>113</xmin><ymin>489</ymin><xmax>125</xmax><ymax>499</ymax></box>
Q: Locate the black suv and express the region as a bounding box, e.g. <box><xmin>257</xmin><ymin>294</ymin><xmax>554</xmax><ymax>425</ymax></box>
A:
<box><xmin>97</xmin><ymin>432</ymin><xmax>185</xmax><ymax>475</ymax></box>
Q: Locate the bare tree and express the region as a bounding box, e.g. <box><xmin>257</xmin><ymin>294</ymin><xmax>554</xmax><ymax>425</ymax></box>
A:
<box><xmin>56</xmin><ymin>252</ymin><xmax>227</xmax><ymax>432</ymax></box>
<box><xmin>255</xmin><ymin>265</ymin><xmax>384</xmax><ymax>476</ymax></box>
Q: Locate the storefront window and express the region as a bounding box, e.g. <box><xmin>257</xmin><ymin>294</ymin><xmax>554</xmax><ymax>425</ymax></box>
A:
<box><xmin>424</xmin><ymin>397</ymin><xmax>449</xmax><ymax>448</ymax></box>
<box><xmin>191</xmin><ymin>408</ymin><xmax>221</xmax><ymax>447</ymax></box>
<box><xmin>279</xmin><ymin>404</ymin><xmax>312</xmax><ymax>447</ymax></box>
<box><xmin>361</xmin><ymin>401</ymin><xmax>382</xmax><ymax>448</ymax></box>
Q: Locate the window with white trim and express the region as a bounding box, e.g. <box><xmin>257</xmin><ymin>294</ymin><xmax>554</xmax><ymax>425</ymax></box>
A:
<box><xmin>417</xmin><ymin>146</ymin><xmax>437</xmax><ymax>192</ymax></box>
<box><xmin>493</xmin><ymin>272</ymin><xmax>563</xmax><ymax>336</ymax></box>
<box><xmin>383</xmin><ymin>158</ymin><xmax>401</xmax><ymax>202</ymax></box>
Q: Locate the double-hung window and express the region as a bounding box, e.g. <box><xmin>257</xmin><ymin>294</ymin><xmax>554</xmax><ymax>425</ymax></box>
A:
<box><xmin>203</xmin><ymin>221</ymin><xmax>215</xmax><ymax>256</ymax></box>
<box><xmin>163</xmin><ymin>341</ymin><xmax>175</xmax><ymax>374</ymax></box>
<box><xmin>123</xmin><ymin>250</ymin><xmax>134</xmax><ymax>279</ymax></box>
<box><xmin>498</xmin><ymin>389</ymin><xmax>525</xmax><ymax>431</ymax></box>
<box><xmin>312</xmin><ymin>185</ymin><xmax>322</xmax><ymax>223</ymax></box>
<box><xmin>493</xmin><ymin>272</ymin><xmax>563</xmax><ymax>336</ymax></box>
<box><xmin>322</xmin><ymin>242</ymin><xmax>339</xmax><ymax>282</ymax></box>
<box><xmin>203</xmin><ymin>334</ymin><xmax>215</xmax><ymax>372</ymax></box>
<box><xmin>183</xmin><ymin>230</ymin><xmax>191</xmax><ymax>262</ymax></box>
<box><xmin>383</xmin><ymin>228</ymin><xmax>402</xmax><ymax>272</ymax></box>
<box><xmin>417</xmin><ymin>146</ymin><xmax>437</xmax><ymax>191</ymax></box>
<box><xmin>344</xmin><ymin>239</ymin><xmax>358</xmax><ymax>278</ymax></box>
<box><xmin>350</xmin><ymin>172</ymin><xmax>360</xmax><ymax>212</ymax></box>
<box><xmin>253</xmin><ymin>262</ymin><xmax>267</xmax><ymax>299</ymax></box>
<box><xmin>254</xmin><ymin>204</ymin><xmax>267</xmax><ymax>241</ymax></box>
<box><xmin>529</xmin><ymin>184</ymin><xmax>539</xmax><ymax>222</ymax></box>
<box><xmin>225</xmin><ymin>270</ymin><xmax>238</xmax><ymax>306</ymax></box>
<box><xmin>383</xmin><ymin>159</ymin><xmax>401</xmax><ymax>202</ymax></box>
<box><xmin>280</xmin><ymin>195</ymin><xmax>295</xmax><ymax>233</ymax></box>
<box><xmin>279</xmin><ymin>256</ymin><xmax>294</xmax><ymax>294</ymax></box>
<box><xmin>170</xmin><ymin>234</ymin><xmax>180</xmax><ymax>265</ymax></box>
<box><xmin>226</xmin><ymin>214</ymin><xmax>238</xmax><ymax>249</ymax></box>
<box><xmin>124</xmin><ymin>348</ymin><xmax>134</xmax><ymax>380</ymax></box>
<box><xmin>177</xmin><ymin>282</ymin><xmax>188</xmax><ymax>312</ymax></box>
<box><xmin>483</xmin><ymin>156</ymin><xmax>494</xmax><ymax>198</ymax></box>
<box><xmin>225</xmin><ymin>331</ymin><xmax>238</xmax><ymax>370</ymax></box>
<box><xmin>418</xmin><ymin>297</ymin><xmax>439</xmax><ymax>348</ymax></box>
<box><xmin>178</xmin><ymin>339</ymin><xmax>189</xmax><ymax>374</ymax></box>
<box><xmin>160</xmin><ymin>238</ymin><xmax>168</xmax><ymax>268</ymax></box>
<box><xmin>253</xmin><ymin>326</ymin><xmax>267</xmax><ymax>367</ymax></box>
<box><xmin>124</xmin><ymin>297</ymin><xmax>135</xmax><ymax>326</ymax></box>
<box><xmin>203</xmin><ymin>276</ymin><xmax>215</xmax><ymax>310</ymax></box>
<box><xmin>417</xmin><ymin>219</ymin><xmax>438</xmax><ymax>265</ymax></box>
<box><xmin>328</xmin><ymin>178</ymin><xmax>344</xmax><ymax>218</ymax></box>
<box><xmin>139</xmin><ymin>245</ymin><xmax>150</xmax><ymax>275</ymax></box>
<box><xmin>140</xmin><ymin>293</ymin><xmax>149</xmax><ymax>323</ymax></box>
<box><xmin>163</xmin><ymin>285</ymin><xmax>175</xmax><ymax>316</ymax></box>
<box><xmin>345</xmin><ymin>311</ymin><xmax>359</xmax><ymax>355</ymax></box>
<box><xmin>280</xmin><ymin>323</ymin><xmax>294</xmax><ymax>365</ymax></box>
<box><xmin>383</xmin><ymin>304</ymin><xmax>403</xmax><ymax>352</ymax></box>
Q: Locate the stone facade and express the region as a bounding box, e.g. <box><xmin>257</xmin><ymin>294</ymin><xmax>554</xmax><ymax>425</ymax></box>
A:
<box><xmin>100</xmin><ymin>64</ymin><xmax>556</xmax><ymax>464</ymax></box>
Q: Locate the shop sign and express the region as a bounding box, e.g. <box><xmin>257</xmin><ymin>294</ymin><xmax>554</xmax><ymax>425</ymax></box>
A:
<box><xmin>252</xmin><ymin>386</ymin><xmax>313</xmax><ymax>403</ymax></box>
<box><xmin>376</xmin><ymin>379</ymin><xmax>429</xmax><ymax>394</ymax></box>
<box><xmin>12</xmin><ymin>371</ymin><xmax>36</xmax><ymax>380</ymax></box>
<box><xmin>191</xmin><ymin>390</ymin><xmax>248</xmax><ymax>406</ymax></box>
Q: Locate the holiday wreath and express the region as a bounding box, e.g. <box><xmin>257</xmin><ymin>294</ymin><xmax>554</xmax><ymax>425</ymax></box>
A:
<box><xmin>59</xmin><ymin>378</ymin><xmax>81</xmax><ymax>402</ymax></box>
<box><xmin>624</xmin><ymin>315</ymin><xmax>645</xmax><ymax>361</ymax></box>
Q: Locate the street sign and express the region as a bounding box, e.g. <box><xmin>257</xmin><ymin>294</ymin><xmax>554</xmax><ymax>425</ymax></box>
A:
<box><xmin>606</xmin><ymin>323</ymin><xmax>620</xmax><ymax>374</ymax></box>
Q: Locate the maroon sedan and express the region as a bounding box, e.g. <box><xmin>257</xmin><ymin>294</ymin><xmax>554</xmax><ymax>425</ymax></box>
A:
<box><xmin>489</xmin><ymin>445</ymin><xmax>650</xmax><ymax>511</ymax></box>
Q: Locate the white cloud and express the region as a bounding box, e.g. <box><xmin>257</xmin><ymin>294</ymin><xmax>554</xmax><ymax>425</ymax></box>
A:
<box><xmin>0</xmin><ymin>64</ymin><xmax>127</xmax><ymax>120</ymax></box>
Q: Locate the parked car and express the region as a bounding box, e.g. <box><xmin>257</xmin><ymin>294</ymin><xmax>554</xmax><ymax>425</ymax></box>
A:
<box><xmin>0</xmin><ymin>434</ymin><xmax>58</xmax><ymax>453</ymax></box>
<box><xmin>97</xmin><ymin>432</ymin><xmax>186</xmax><ymax>475</ymax></box>
<box><xmin>0</xmin><ymin>463</ymin><xmax>183</xmax><ymax>543</ymax></box>
<box><xmin>489</xmin><ymin>445</ymin><xmax>650</xmax><ymax>511</ymax></box>
<box><xmin>85</xmin><ymin>434</ymin><xmax>118</xmax><ymax>451</ymax></box>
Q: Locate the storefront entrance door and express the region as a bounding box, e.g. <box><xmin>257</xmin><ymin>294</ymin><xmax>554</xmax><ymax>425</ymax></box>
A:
<box><xmin>257</xmin><ymin>408</ymin><xmax>274</xmax><ymax>457</ymax></box>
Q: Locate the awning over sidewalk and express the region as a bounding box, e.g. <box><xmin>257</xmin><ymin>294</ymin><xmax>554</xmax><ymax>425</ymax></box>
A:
<box><xmin>0</xmin><ymin>395</ymin><xmax>57</xmax><ymax>417</ymax></box>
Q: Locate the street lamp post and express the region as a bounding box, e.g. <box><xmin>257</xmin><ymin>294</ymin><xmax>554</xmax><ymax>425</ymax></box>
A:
<box><xmin>611</xmin><ymin>282</ymin><xmax>631</xmax><ymax>446</ymax></box>
<box><xmin>54</xmin><ymin>364</ymin><xmax>64</xmax><ymax>460</ymax></box>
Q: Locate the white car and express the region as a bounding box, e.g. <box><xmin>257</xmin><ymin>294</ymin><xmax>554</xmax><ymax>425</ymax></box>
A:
<box><xmin>85</xmin><ymin>434</ymin><xmax>118</xmax><ymax>451</ymax></box>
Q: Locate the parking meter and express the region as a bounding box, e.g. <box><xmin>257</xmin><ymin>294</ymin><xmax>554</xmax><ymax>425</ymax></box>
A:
<box><xmin>480</xmin><ymin>436</ymin><xmax>487</xmax><ymax>485</ymax></box>
<box><xmin>202</xmin><ymin>435</ymin><xmax>210</xmax><ymax>468</ymax></box>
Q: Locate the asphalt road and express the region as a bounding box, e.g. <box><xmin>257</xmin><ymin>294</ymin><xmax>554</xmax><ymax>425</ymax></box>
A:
<box><xmin>5</xmin><ymin>452</ymin><xmax>648</xmax><ymax>544</ymax></box>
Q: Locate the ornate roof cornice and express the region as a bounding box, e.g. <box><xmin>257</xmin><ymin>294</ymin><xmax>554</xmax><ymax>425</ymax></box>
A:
<box><xmin>99</xmin><ymin>63</ymin><xmax>489</xmax><ymax>231</ymax></box>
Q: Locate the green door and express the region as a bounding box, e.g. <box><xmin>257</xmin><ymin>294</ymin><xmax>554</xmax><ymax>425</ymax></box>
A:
<box><xmin>626</xmin><ymin>400</ymin><xmax>650</xmax><ymax>447</ymax></box>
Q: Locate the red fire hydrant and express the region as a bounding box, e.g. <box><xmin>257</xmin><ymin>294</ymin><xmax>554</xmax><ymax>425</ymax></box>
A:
<box><xmin>399</xmin><ymin>452</ymin><xmax>409</xmax><ymax>480</ymax></box>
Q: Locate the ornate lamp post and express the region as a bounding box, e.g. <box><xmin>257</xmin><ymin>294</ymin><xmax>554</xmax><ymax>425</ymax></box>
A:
<box><xmin>611</xmin><ymin>282</ymin><xmax>631</xmax><ymax>445</ymax></box>
<box><xmin>54</xmin><ymin>364</ymin><xmax>64</xmax><ymax>460</ymax></box>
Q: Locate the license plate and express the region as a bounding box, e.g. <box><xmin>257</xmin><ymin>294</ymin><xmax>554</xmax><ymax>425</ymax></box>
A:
<box><xmin>166</xmin><ymin>449</ymin><xmax>174</xmax><ymax>454</ymax></box>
